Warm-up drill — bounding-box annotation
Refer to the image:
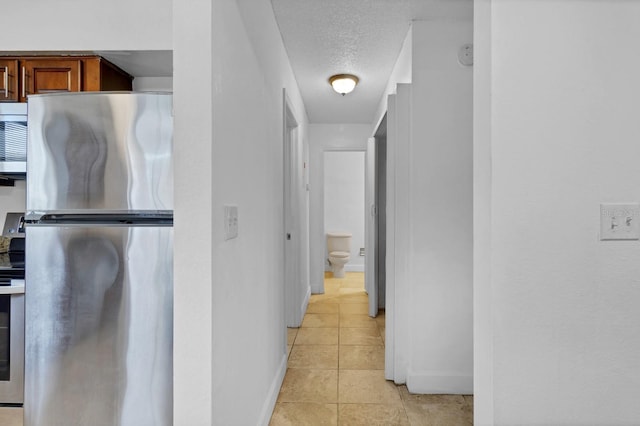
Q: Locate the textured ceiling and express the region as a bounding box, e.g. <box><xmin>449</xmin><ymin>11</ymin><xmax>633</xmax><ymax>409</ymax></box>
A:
<box><xmin>271</xmin><ymin>0</ymin><xmax>472</xmax><ymax>123</ymax></box>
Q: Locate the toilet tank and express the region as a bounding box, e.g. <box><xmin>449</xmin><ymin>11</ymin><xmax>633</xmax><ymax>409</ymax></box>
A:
<box><xmin>327</xmin><ymin>232</ymin><xmax>352</xmax><ymax>253</ymax></box>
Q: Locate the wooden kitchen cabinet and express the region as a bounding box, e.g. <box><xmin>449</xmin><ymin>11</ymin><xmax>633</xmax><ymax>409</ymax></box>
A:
<box><xmin>21</xmin><ymin>58</ymin><xmax>82</xmax><ymax>101</ymax></box>
<box><xmin>0</xmin><ymin>55</ymin><xmax>132</xmax><ymax>102</ymax></box>
<box><xmin>0</xmin><ymin>59</ymin><xmax>19</xmax><ymax>102</ymax></box>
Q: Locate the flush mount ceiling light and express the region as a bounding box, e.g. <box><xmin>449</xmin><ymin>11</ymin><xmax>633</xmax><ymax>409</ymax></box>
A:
<box><xmin>329</xmin><ymin>74</ymin><xmax>359</xmax><ymax>96</ymax></box>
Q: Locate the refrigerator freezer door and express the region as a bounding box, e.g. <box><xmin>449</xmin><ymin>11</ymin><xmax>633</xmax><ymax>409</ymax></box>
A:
<box><xmin>27</xmin><ymin>93</ymin><xmax>173</xmax><ymax>214</ymax></box>
<box><xmin>24</xmin><ymin>225</ymin><xmax>173</xmax><ymax>426</ymax></box>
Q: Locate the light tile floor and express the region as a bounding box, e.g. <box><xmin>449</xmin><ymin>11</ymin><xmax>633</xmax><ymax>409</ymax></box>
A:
<box><xmin>271</xmin><ymin>272</ymin><xmax>473</xmax><ymax>425</ymax></box>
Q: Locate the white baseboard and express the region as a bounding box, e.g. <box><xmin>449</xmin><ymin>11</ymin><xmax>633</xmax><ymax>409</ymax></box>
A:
<box><xmin>310</xmin><ymin>281</ymin><xmax>324</xmax><ymax>294</ymax></box>
<box><xmin>406</xmin><ymin>370</ymin><xmax>473</xmax><ymax>395</ymax></box>
<box><xmin>258</xmin><ymin>353</ymin><xmax>288</xmax><ymax>426</ymax></box>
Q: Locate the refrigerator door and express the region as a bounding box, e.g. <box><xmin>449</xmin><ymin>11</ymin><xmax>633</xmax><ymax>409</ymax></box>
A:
<box><xmin>24</xmin><ymin>225</ymin><xmax>173</xmax><ymax>426</ymax></box>
<box><xmin>26</xmin><ymin>92</ymin><xmax>173</xmax><ymax>215</ymax></box>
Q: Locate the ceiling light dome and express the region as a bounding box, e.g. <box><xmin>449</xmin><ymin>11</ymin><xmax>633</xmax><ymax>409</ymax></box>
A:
<box><xmin>329</xmin><ymin>74</ymin><xmax>359</xmax><ymax>95</ymax></box>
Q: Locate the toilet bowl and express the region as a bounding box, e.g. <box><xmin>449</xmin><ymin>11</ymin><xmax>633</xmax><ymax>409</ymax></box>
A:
<box><xmin>327</xmin><ymin>232</ymin><xmax>352</xmax><ymax>278</ymax></box>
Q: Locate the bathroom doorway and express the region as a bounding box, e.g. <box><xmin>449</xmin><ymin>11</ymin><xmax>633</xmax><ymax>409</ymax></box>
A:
<box><xmin>323</xmin><ymin>150</ymin><xmax>366</xmax><ymax>282</ymax></box>
<box><xmin>365</xmin><ymin>114</ymin><xmax>387</xmax><ymax>318</ymax></box>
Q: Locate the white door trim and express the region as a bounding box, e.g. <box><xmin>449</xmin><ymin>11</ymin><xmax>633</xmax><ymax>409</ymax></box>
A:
<box><xmin>365</xmin><ymin>137</ymin><xmax>378</xmax><ymax>317</ymax></box>
<box><xmin>283</xmin><ymin>89</ymin><xmax>306</xmax><ymax>328</ymax></box>
<box><xmin>385</xmin><ymin>83</ymin><xmax>412</xmax><ymax>383</ymax></box>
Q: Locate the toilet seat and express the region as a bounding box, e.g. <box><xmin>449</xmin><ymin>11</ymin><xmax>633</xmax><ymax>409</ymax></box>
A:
<box><xmin>329</xmin><ymin>251</ymin><xmax>350</xmax><ymax>259</ymax></box>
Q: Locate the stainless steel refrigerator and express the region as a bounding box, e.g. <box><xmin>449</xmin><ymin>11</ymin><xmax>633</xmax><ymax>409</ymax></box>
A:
<box><xmin>24</xmin><ymin>92</ymin><xmax>173</xmax><ymax>426</ymax></box>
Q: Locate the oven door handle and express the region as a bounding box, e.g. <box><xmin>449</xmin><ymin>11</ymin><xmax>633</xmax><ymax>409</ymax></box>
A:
<box><xmin>0</xmin><ymin>279</ymin><xmax>25</xmax><ymax>295</ymax></box>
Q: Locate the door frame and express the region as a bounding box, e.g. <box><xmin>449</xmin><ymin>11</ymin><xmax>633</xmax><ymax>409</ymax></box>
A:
<box><xmin>383</xmin><ymin>84</ymin><xmax>411</xmax><ymax>383</ymax></box>
<box><xmin>283</xmin><ymin>89</ymin><xmax>307</xmax><ymax>328</ymax></box>
<box><xmin>365</xmin><ymin>137</ymin><xmax>378</xmax><ymax>317</ymax></box>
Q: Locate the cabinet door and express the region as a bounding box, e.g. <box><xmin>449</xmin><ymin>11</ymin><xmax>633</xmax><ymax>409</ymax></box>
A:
<box><xmin>21</xmin><ymin>59</ymin><xmax>82</xmax><ymax>101</ymax></box>
<box><xmin>0</xmin><ymin>59</ymin><xmax>19</xmax><ymax>102</ymax></box>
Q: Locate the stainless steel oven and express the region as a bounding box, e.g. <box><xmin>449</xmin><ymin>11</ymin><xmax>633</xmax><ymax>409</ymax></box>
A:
<box><xmin>0</xmin><ymin>103</ymin><xmax>27</xmax><ymax>175</ymax></box>
<box><xmin>0</xmin><ymin>278</ymin><xmax>24</xmax><ymax>404</ymax></box>
<box><xmin>0</xmin><ymin>213</ymin><xmax>25</xmax><ymax>404</ymax></box>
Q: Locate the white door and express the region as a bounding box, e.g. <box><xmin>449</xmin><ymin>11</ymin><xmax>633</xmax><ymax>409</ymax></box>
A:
<box><xmin>365</xmin><ymin>137</ymin><xmax>377</xmax><ymax>317</ymax></box>
<box><xmin>284</xmin><ymin>92</ymin><xmax>303</xmax><ymax>327</ymax></box>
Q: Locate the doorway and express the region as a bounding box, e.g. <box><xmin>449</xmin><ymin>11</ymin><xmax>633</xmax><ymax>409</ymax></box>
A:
<box><xmin>283</xmin><ymin>89</ymin><xmax>308</xmax><ymax>328</ymax></box>
<box><xmin>369</xmin><ymin>115</ymin><xmax>387</xmax><ymax>316</ymax></box>
<box><xmin>323</xmin><ymin>150</ymin><xmax>366</xmax><ymax>282</ymax></box>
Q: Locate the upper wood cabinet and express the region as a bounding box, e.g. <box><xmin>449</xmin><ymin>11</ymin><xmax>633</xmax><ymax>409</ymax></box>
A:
<box><xmin>0</xmin><ymin>56</ymin><xmax>133</xmax><ymax>102</ymax></box>
<box><xmin>0</xmin><ymin>59</ymin><xmax>19</xmax><ymax>102</ymax></box>
<box><xmin>21</xmin><ymin>58</ymin><xmax>82</xmax><ymax>101</ymax></box>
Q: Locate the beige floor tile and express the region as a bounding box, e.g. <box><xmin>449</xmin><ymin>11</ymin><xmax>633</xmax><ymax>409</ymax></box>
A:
<box><xmin>309</xmin><ymin>293</ymin><xmax>340</xmax><ymax>304</ymax></box>
<box><xmin>302</xmin><ymin>313</ymin><xmax>339</xmax><ymax>328</ymax></box>
<box><xmin>398</xmin><ymin>386</ymin><xmax>466</xmax><ymax>405</ymax></box>
<box><xmin>402</xmin><ymin>401</ymin><xmax>472</xmax><ymax>426</ymax></box>
<box><xmin>289</xmin><ymin>345</ymin><xmax>338</xmax><ymax>369</ymax></box>
<box><xmin>270</xmin><ymin>403</ymin><xmax>337</xmax><ymax>426</ymax></box>
<box><xmin>340</xmin><ymin>327</ymin><xmax>383</xmax><ymax>345</ymax></box>
<box><xmin>338</xmin><ymin>370</ymin><xmax>402</xmax><ymax>404</ymax></box>
<box><xmin>338</xmin><ymin>287</ymin><xmax>365</xmax><ymax>295</ymax></box>
<box><xmin>295</xmin><ymin>328</ymin><xmax>339</xmax><ymax>345</ymax></box>
<box><xmin>338</xmin><ymin>404</ymin><xmax>409</xmax><ymax>426</ymax></box>
<box><xmin>287</xmin><ymin>328</ymin><xmax>298</xmax><ymax>345</ymax></box>
<box><xmin>340</xmin><ymin>314</ymin><xmax>378</xmax><ymax>328</ymax></box>
<box><xmin>340</xmin><ymin>279</ymin><xmax>366</xmax><ymax>289</ymax></box>
<box><xmin>338</xmin><ymin>292</ymin><xmax>369</xmax><ymax>304</ymax></box>
<box><xmin>306</xmin><ymin>303</ymin><xmax>340</xmax><ymax>314</ymax></box>
<box><xmin>0</xmin><ymin>407</ymin><xmax>22</xmax><ymax>426</ymax></box>
<box><xmin>278</xmin><ymin>369</ymin><xmax>338</xmax><ymax>403</ymax></box>
<box><xmin>325</xmin><ymin>280</ymin><xmax>341</xmax><ymax>290</ymax></box>
<box><xmin>339</xmin><ymin>345</ymin><xmax>385</xmax><ymax>370</ymax></box>
<box><xmin>340</xmin><ymin>303</ymin><xmax>369</xmax><ymax>315</ymax></box>
<box><xmin>287</xmin><ymin>345</ymin><xmax>293</xmax><ymax>358</ymax></box>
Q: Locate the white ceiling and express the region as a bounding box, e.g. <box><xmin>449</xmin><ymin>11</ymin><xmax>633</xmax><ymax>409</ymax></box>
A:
<box><xmin>270</xmin><ymin>0</ymin><xmax>472</xmax><ymax>123</ymax></box>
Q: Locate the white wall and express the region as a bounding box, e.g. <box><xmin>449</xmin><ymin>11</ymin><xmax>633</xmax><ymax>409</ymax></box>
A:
<box><xmin>476</xmin><ymin>1</ymin><xmax>640</xmax><ymax>424</ymax></box>
<box><xmin>403</xmin><ymin>19</ymin><xmax>473</xmax><ymax>394</ymax></box>
<box><xmin>0</xmin><ymin>181</ymin><xmax>26</xmax><ymax>222</ymax></box>
<box><xmin>473</xmin><ymin>0</ymin><xmax>493</xmax><ymax>423</ymax></box>
<box><xmin>133</xmin><ymin>77</ymin><xmax>173</xmax><ymax>92</ymax></box>
<box><xmin>309</xmin><ymin>124</ymin><xmax>369</xmax><ymax>292</ymax></box>
<box><xmin>175</xmin><ymin>0</ymin><xmax>308</xmax><ymax>424</ymax></box>
<box><xmin>323</xmin><ymin>151</ymin><xmax>365</xmax><ymax>271</ymax></box>
<box><xmin>0</xmin><ymin>0</ymin><xmax>171</xmax><ymax>50</ymax></box>
<box><xmin>372</xmin><ymin>26</ymin><xmax>412</xmax><ymax>132</ymax></box>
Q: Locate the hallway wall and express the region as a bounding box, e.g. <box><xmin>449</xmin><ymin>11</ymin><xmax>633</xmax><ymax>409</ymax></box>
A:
<box><xmin>405</xmin><ymin>19</ymin><xmax>473</xmax><ymax>394</ymax></box>
<box><xmin>475</xmin><ymin>1</ymin><xmax>640</xmax><ymax>424</ymax></box>
<box><xmin>174</xmin><ymin>0</ymin><xmax>309</xmax><ymax>424</ymax></box>
<box><xmin>309</xmin><ymin>124</ymin><xmax>370</xmax><ymax>293</ymax></box>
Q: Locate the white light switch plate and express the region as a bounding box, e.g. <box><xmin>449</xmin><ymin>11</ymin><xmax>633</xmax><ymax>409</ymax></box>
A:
<box><xmin>600</xmin><ymin>203</ymin><xmax>640</xmax><ymax>240</ymax></box>
<box><xmin>224</xmin><ymin>205</ymin><xmax>238</xmax><ymax>240</ymax></box>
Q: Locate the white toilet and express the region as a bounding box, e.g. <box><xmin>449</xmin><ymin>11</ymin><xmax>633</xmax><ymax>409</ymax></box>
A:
<box><xmin>327</xmin><ymin>232</ymin><xmax>352</xmax><ymax>278</ymax></box>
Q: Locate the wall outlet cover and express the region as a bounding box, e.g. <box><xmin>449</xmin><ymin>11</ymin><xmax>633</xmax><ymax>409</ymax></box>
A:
<box><xmin>600</xmin><ymin>203</ymin><xmax>640</xmax><ymax>240</ymax></box>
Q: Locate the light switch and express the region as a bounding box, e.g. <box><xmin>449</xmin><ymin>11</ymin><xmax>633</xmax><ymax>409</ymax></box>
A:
<box><xmin>600</xmin><ymin>203</ymin><xmax>640</xmax><ymax>240</ymax></box>
<box><xmin>224</xmin><ymin>205</ymin><xmax>238</xmax><ymax>240</ymax></box>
